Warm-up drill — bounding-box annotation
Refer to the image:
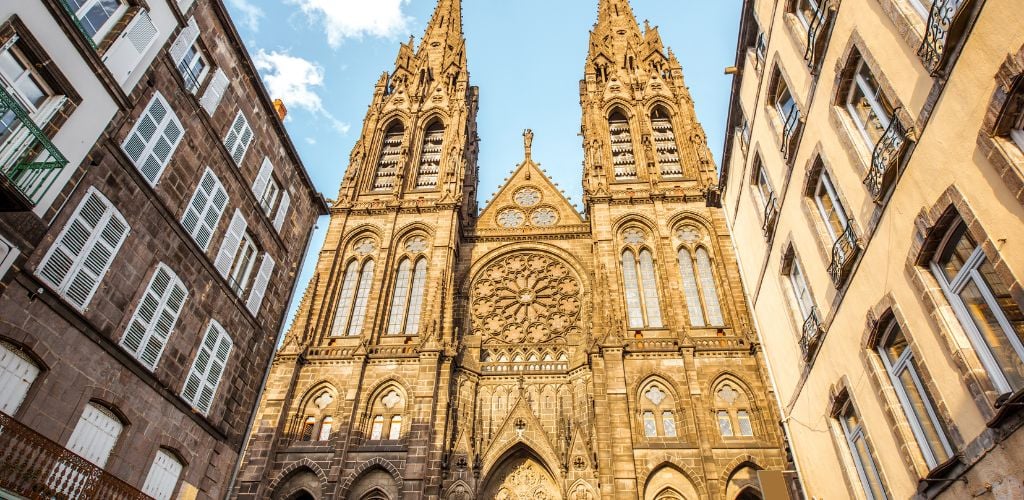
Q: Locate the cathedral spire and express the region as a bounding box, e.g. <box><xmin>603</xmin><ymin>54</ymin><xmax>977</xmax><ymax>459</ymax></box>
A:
<box><xmin>418</xmin><ymin>0</ymin><xmax>465</xmax><ymax>73</ymax></box>
<box><xmin>595</xmin><ymin>0</ymin><xmax>642</xmax><ymax>36</ymax></box>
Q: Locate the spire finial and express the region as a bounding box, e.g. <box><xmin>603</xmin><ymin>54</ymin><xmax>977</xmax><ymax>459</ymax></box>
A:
<box><xmin>523</xmin><ymin>129</ymin><xmax>534</xmax><ymax>160</ymax></box>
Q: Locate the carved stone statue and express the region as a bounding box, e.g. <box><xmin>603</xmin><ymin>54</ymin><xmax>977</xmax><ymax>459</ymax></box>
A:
<box><xmin>523</xmin><ymin>129</ymin><xmax>534</xmax><ymax>160</ymax></box>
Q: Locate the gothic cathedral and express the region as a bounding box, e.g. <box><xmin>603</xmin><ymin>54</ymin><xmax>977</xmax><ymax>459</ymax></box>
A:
<box><xmin>234</xmin><ymin>1</ymin><xmax>786</xmax><ymax>498</ymax></box>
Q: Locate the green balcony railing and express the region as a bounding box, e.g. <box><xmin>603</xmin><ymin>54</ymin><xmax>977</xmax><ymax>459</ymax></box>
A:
<box><xmin>0</xmin><ymin>86</ymin><xmax>68</xmax><ymax>208</ymax></box>
<box><xmin>58</xmin><ymin>0</ymin><xmax>99</xmax><ymax>50</ymax></box>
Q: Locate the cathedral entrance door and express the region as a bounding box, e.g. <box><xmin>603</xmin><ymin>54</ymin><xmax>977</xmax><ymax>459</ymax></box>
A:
<box><xmin>482</xmin><ymin>452</ymin><xmax>562</xmax><ymax>500</ymax></box>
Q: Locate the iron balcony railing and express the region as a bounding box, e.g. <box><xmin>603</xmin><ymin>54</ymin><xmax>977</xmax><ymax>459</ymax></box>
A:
<box><xmin>800</xmin><ymin>306</ymin><xmax>823</xmax><ymax>361</ymax></box>
<box><xmin>804</xmin><ymin>4</ymin><xmax>832</xmax><ymax>74</ymax></box>
<box><xmin>0</xmin><ymin>412</ymin><xmax>150</xmax><ymax>499</ymax></box>
<box><xmin>761</xmin><ymin>193</ymin><xmax>779</xmax><ymax>237</ymax></box>
<box><xmin>827</xmin><ymin>224</ymin><xmax>860</xmax><ymax>286</ymax></box>
<box><xmin>865</xmin><ymin>114</ymin><xmax>909</xmax><ymax>201</ymax></box>
<box><xmin>0</xmin><ymin>86</ymin><xmax>69</xmax><ymax>208</ymax></box>
<box><xmin>918</xmin><ymin>0</ymin><xmax>968</xmax><ymax>75</ymax></box>
<box><xmin>781</xmin><ymin>105</ymin><xmax>802</xmax><ymax>161</ymax></box>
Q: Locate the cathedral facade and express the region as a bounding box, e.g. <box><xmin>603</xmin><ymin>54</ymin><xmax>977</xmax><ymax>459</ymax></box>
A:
<box><xmin>233</xmin><ymin>1</ymin><xmax>787</xmax><ymax>498</ymax></box>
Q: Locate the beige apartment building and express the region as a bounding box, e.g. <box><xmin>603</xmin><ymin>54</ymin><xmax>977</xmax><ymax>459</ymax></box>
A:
<box><xmin>719</xmin><ymin>0</ymin><xmax>1024</xmax><ymax>498</ymax></box>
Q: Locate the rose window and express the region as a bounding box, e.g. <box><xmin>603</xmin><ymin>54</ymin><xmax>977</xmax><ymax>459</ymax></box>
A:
<box><xmin>497</xmin><ymin>208</ymin><xmax>526</xmax><ymax>228</ymax></box>
<box><xmin>471</xmin><ymin>253</ymin><xmax>582</xmax><ymax>343</ymax></box>
<box><xmin>530</xmin><ymin>207</ymin><xmax>558</xmax><ymax>227</ymax></box>
<box><xmin>514</xmin><ymin>187</ymin><xmax>542</xmax><ymax>207</ymax></box>
<box><xmin>623</xmin><ymin>228</ymin><xmax>647</xmax><ymax>246</ymax></box>
<box><xmin>676</xmin><ymin>226</ymin><xmax>702</xmax><ymax>244</ymax></box>
<box><xmin>354</xmin><ymin>238</ymin><xmax>377</xmax><ymax>255</ymax></box>
<box><xmin>405</xmin><ymin>236</ymin><xmax>428</xmax><ymax>253</ymax></box>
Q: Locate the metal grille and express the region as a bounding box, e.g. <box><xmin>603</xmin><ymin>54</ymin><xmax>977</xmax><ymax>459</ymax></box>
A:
<box><xmin>0</xmin><ymin>87</ymin><xmax>68</xmax><ymax>207</ymax></box>
<box><xmin>918</xmin><ymin>0</ymin><xmax>968</xmax><ymax>75</ymax></box>
<box><xmin>827</xmin><ymin>224</ymin><xmax>860</xmax><ymax>286</ymax></box>
<box><xmin>865</xmin><ymin>115</ymin><xmax>908</xmax><ymax>201</ymax></box>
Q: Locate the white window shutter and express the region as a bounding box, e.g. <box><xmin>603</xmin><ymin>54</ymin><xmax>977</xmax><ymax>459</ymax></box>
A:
<box><xmin>181</xmin><ymin>168</ymin><xmax>228</xmax><ymax>252</ymax></box>
<box><xmin>103</xmin><ymin>11</ymin><xmax>159</xmax><ymax>85</ymax></box>
<box><xmin>0</xmin><ymin>342</ymin><xmax>40</xmax><ymax>415</ymax></box>
<box><xmin>252</xmin><ymin>157</ymin><xmax>273</xmax><ymax>199</ymax></box>
<box><xmin>121</xmin><ymin>93</ymin><xmax>184</xmax><ymax>185</ymax></box>
<box><xmin>246</xmin><ymin>253</ymin><xmax>275</xmax><ymax>315</ymax></box>
<box><xmin>214</xmin><ymin>209</ymin><xmax>247</xmax><ymax>278</ymax></box>
<box><xmin>200</xmin><ymin>68</ymin><xmax>229</xmax><ymax>115</ymax></box>
<box><xmin>273</xmin><ymin>191</ymin><xmax>290</xmax><ymax>232</ymax></box>
<box><xmin>177</xmin><ymin>0</ymin><xmax>197</xmax><ymax>13</ymax></box>
<box><xmin>121</xmin><ymin>264</ymin><xmax>188</xmax><ymax>370</ymax></box>
<box><xmin>181</xmin><ymin>321</ymin><xmax>232</xmax><ymax>415</ymax></box>
<box><xmin>37</xmin><ymin>189</ymin><xmax>130</xmax><ymax>311</ymax></box>
<box><xmin>168</xmin><ymin>17</ymin><xmax>199</xmax><ymax>65</ymax></box>
<box><xmin>142</xmin><ymin>450</ymin><xmax>183</xmax><ymax>500</ymax></box>
<box><xmin>224</xmin><ymin>112</ymin><xmax>253</xmax><ymax>166</ymax></box>
<box><xmin>65</xmin><ymin>404</ymin><xmax>123</xmax><ymax>468</ymax></box>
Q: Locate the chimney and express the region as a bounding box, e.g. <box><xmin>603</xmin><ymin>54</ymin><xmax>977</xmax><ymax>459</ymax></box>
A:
<box><xmin>273</xmin><ymin>99</ymin><xmax>288</xmax><ymax>121</ymax></box>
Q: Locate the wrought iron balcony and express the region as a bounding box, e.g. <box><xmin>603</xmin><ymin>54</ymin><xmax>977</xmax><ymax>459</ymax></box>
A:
<box><xmin>918</xmin><ymin>0</ymin><xmax>968</xmax><ymax>75</ymax></box>
<box><xmin>761</xmin><ymin>193</ymin><xmax>779</xmax><ymax>237</ymax></box>
<box><xmin>864</xmin><ymin>115</ymin><xmax>909</xmax><ymax>201</ymax></box>
<box><xmin>0</xmin><ymin>412</ymin><xmax>149</xmax><ymax>499</ymax></box>
<box><xmin>804</xmin><ymin>4</ymin><xmax>832</xmax><ymax>74</ymax></box>
<box><xmin>827</xmin><ymin>224</ymin><xmax>860</xmax><ymax>286</ymax></box>
<box><xmin>781</xmin><ymin>106</ymin><xmax>802</xmax><ymax>161</ymax></box>
<box><xmin>0</xmin><ymin>87</ymin><xmax>69</xmax><ymax>211</ymax></box>
<box><xmin>800</xmin><ymin>307</ymin><xmax>823</xmax><ymax>361</ymax></box>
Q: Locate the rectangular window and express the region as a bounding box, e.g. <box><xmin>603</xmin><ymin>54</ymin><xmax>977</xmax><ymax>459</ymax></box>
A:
<box><xmin>908</xmin><ymin>0</ymin><xmax>931</xmax><ymax>18</ymax></box>
<box><xmin>737</xmin><ymin>410</ymin><xmax>754</xmax><ymax>436</ymax></box>
<box><xmin>773</xmin><ymin>76</ymin><xmax>797</xmax><ymax>123</ymax></box>
<box><xmin>370</xmin><ymin>415</ymin><xmax>384</xmax><ymax>440</ymax></box>
<box><xmin>245</xmin><ymin>253</ymin><xmax>275</xmax><ymax>316</ymax></box>
<box><xmin>37</xmin><ymin>188</ymin><xmax>130</xmax><ymax>311</ymax></box>
<box><xmin>64</xmin><ymin>0</ymin><xmax>128</xmax><ymax>43</ymax></box>
<box><xmin>662</xmin><ymin>411</ymin><xmax>677</xmax><ymax>437</ymax></box>
<box><xmin>795</xmin><ymin>0</ymin><xmax>823</xmax><ymax>29</ymax></box>
<box><xmin>838</xmin><ymin>401</ymin><xmax>889</xmax><ymax>500</ymax></box>
<box><xmin>643</xmin><ymin>411</ymin><xmax>657</xmax><ymax>437</ymax></box>
<box><xmin>65</xmin><ymin>403</ymin><xmax>122</xmax><ymax>468</ymax></box>
<box><xmin>141</xmin><ymin>450</ymin><xmax>183</xmax><ymax>500</ymax></box>
<box><xmin>251</xmin><ymin>157</ymin><xmax>281</xmax><ymax>216</ymax></box>
<box><xmin>121</xmin><ymin>264</ymin><xmax>188</xmax><ymax>370</ymax></box>
<box><xmin>213</xmin><ymin>209</ymin><xmax>248</xmax><ymax>277</ymax></box>
<box><xmin>754</xmin><ymin>29</ymin><xmax>767</xmax><ymax>70</ymax></box>
<box><xmin>273</xmin><ymin>190</ymin><xmax>291</xmax><ymax>233</ymax></box>
<box><xmin>814</xmin><ymin>170</ymin><xmax>850</xmax><ymax>243</ymax></box>
<box><xmin>787</xmin><ymin>257</ymin><xmax>815</xmax><ymax>321</ymax></box>
<box><xmin>224</xmin><ymin>111</ymin><xmax>254</xmax><ymax>166</ymax></box>
<box><xmin>877</xmin><ymin>321</ymin><xmax>953</xmax><ymax>469</ymax></box>
<box><xmin>199</xmin><ymin>68</ymin><xmax>229</xmax><ymax>115</ymax></box>
<box><xmin>227</xmin><ymin>232</ymin><xmax>258</xmax><ymax>297</ymax></box>
<box><xmin>1011</xmin><ymin>111</ymin><xmax>1024</xmax><ymax>153</ymax></box>
<box><xmin>181</xmin><ymin>320</ymin><xmax>232</xmax><ymax>415</ymax></box>
<box><xmin>181</xmin><ymin>168</ymin><xmax>228</xmax><ymax>252</ymax></box>
<box><xmin>740</xmin><ymin>115</ymin><xmax>751</xmax><ymax>149</ymax></box>
<box><xmin>0</xmin><ymin>235</ymin><xmax>19</xmax><ymax>281</ymax></box>
<box><xmin>845</xmin><ymin>60</ymin><xmax>895</xmax><ymax>150</ymax></box>
<box><xmin>753</xmin><ymin>158</ymin><xmax>775</xmax><ymax>215</ymax></box>
<box><xmin>0</xmin><ymin>41</ymin><xmax>58</xmax><ymax>140</ymax></box>
<box><xmin>717</xmin><ymin>410</ymin><xmax>734</xmax><ymax>436</ymax></box>
<box><xmin>168</xmin><ymin>17</ymin><xmax>207</xmax><ymax>94</ymax></box>
<box><xmin>0</xmin><ymin>342</ymin><xmax>40</xmax><ymax>415</ymax></box>
<box><xmin>121</xmin><ymin>92</ymin><xmax>184</xmax><ymax>185</ymax></box>
<box><xmin>388</xmin><ymin>416</ymin><xmax>402</xmax><ymax>440</ymax></box>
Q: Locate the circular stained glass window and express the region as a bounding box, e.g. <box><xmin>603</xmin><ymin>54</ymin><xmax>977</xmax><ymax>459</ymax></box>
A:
<box><xmin>497</xmin><ymin>208</ymin><xmax>526</xmax><ymax>228</ymax></box>
<box><xmin>530</xmin><ymin>207</ymin><xmax>558</xmax><ymax>227</ymax></box>
<box><xmin>513</xmin><ymin>187</ymin><xmax>542</xmax><ymax>207</ymax></box>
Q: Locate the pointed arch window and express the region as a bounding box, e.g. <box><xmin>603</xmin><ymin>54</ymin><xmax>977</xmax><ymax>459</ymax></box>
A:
<box><xmin>367</xmin><ymin>388</ymin><xmax>406</xmax><ymax>442</ymax></box>
<box><xmin>416</xmin><ymin>121</ymin><xmax>444</xmax><ymax>189</ymax></box>
<box><xmin>609</xmin><ymin>110</ymin><xmax>637</xmax><ymax>179</ymax></box>
<box><xmin>651</xmin><ymin>107</ymin><xmax>682</xmax><ymax>177</ymax></box>
<box><xmin>678</xmin><ymin>247</ymin><xmax>725</xmax><ymax>327</ymax></box>
<box><xmin>332</xmin><ymin>259</ymin><xmax>375</xmax><ymax>336</ymax></box>
<box><xmin>715</xmin><ymin>383</ymin><xmax>755</xmax><ymax>437</ymax></box>
<box><xmin>387</xmin><ymin>258</ymin><xmax>428</xmax><ymax>335</ymax></box>
<box><xmin>638</xmin><ymin>381</ymin><xmax>678</xmax><ymax>438</ymax></box>
<box><xmin>622</xmin><ymin>248</ymin><xmax>663</xmax><ymax>329</ymax></box>
<box><xmin>373</xmin><ymin>122</ymin><xmax>404</xmax><ymax>191</ymax></box>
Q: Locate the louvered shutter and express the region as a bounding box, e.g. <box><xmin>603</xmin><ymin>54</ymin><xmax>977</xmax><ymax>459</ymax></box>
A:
<box><xmin>37</xmin><ymin>189</ymin><xmax>130</xmax><ymax>311</ymax></box>
<box><xmin>224</xmin><ymin>111</ymin><xmax>253</xmax><ymax>166</ymax></box>
<box><xmin>245</xmin><ymin>253</ymin><xmax>275</xmax><ymax>315</ymax></box>
<box><xmin>168</xmin><ymin>17</ymin><xmax>199</xmax><ymax>65</ymax></box>
<box><xmin>0</xmin><ymin>342</ymin><xmax>39</xmax><ymax>415</ymax></box>
<box><xmin>273</xmin><ymin>191</ymin><xmax>290</xmax><ymax>232</ymax></box>
<box><xmin>142</xmin><ymin>450</ymin><xmax>183</xmax><ymax>500</ymax></box>
<box><xmin>121</xmin><ymin>264</ymin><xmax>188</xmax><ymax>370</ymax></box>
<box><xmin>177</xmin><ymin>0</ymin><xmax>196</xmax><ymax>12</ymax></box>
<box><xmin>181</xmin><ymin>168</ymin><xmax>228</xmax><ymax>251</ymax></box>
<box><xmin>252</xmin><ymin>157</ymin><xmax>273</xmax><ymax>199</ymax></box>
<box><xmin>181</xmin><ymin>321</ymin><xmax>232</xmax><ymax>415</ymax></box>
<box><xmin>200</xmin><ymin>68</ymin><xmax>229</xmax><ymax>115</ymax></box>
<box><xmin>213</xmin><ymin>209</ymin><xmax>247</xmax><ymax>277</ymax></box>
<box><xmin>103</xmin><ymin>10</ymin><xmax>158</xmax><ymax>85</ymax></box>
<box><xmin>121</xmin><ymin>93</ymin><xmax>184</xmax><ymax>185</ymax></box>
<box><xmin>65</xmin><ymin>403</ymin><xmax>123</xmax><ymax>467</ymax></box>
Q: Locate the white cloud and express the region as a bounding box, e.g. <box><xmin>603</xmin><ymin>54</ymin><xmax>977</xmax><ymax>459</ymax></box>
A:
<box><xmin>305</xmin><ymin>137</ymin><xmax>317</xmax><ymax>145</ymax></box>
<box><xmin>289</xmin><ymin>0</ymin><xmax>413</xmax><ymax>47</ymax></box>
<box><xmin>253</xmin><ymin>49</ymin><xmax>351</xmax><ymax>135</ymax></box>
<box><xmin>228</xmin><ymin>0</ymin><xmax>264</xmax><ymax>32</ymax></box>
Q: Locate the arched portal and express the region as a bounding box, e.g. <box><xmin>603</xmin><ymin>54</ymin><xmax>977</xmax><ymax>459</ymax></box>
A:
<box><xmin>643</xmin><ymin>465</ymin><xmax>699</xmax><ymax>500</ymax></box>
<box><xmin>482</xmin><ymin>449</ymin><xmax>561</xmax><ymax>499</ymax></box>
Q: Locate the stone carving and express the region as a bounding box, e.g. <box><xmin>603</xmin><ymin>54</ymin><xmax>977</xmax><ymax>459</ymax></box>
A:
<box><xmin>645</xmin><ymin>386</ymin><xmax>666</xmax><ymax>406</ymax></box>
<box><xmin>514</xmin><ymin>187</ymin><xmax>542</xmax><ymax>207</ymax></box>
<box><xmin>314</xmin><ymin>391</ymin><xmax>334</xmax><ymax>410</ymax></box>
<box><xmin>623</xmin><ymin>228</ymin><xmax>647</xmax><ymax>246</ymax></box>
<box><xmin>529</xmin><ymin>207</ymin><xmax>558</xmax><ymax>227</ymax></box>
<box><xmin>405</xmin><ymin>236</ymin><xmax>428</xmax><ymax>254</ymax></box>
<box><xmin>717</xmin><ymin>385</ymin><xmax>738</xmax><ymax>405</ymax></box>
<box><xmin>497</xmin><ymin>208</ymin><xmax>526</xmax><ymax>228</ymax></box>
<box><xmin>354</xmin><ymin>238</ymin><xmax>377</xmax><ymax>255</ymax></box>
<box><xmin>471</xmin><ymin>253</ymin><xmax>582</xmax><ymax>344</ymax></box>
<box><xmin>383</xmin><ymin>390</ymin><xmax>403</xmax><ymax>409</ymax></box>
<box><xmin>676</xmin><ymin>225</ymin><xmax>702</xmax><ymax>244</ymax></box>
<box><xmin>492</xmin><ymin>461</ymin><xmax>557</xmax><ymax>500</ymax></box>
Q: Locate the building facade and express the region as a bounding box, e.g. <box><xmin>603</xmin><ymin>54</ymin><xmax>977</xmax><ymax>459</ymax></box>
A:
<box><xmin>0</xmin><ymin>0</ymin><xmax>326</xmax><ymax>498</ymax></box>
<box><xmin>233</xmin><ymin>1</ymin><xmax>788</xmax><ymax>499</ymax></box>
<box><xmin>719</xmin><ymin>0</ymin><xmax>1024</xmax><ymax>498</ymax></box>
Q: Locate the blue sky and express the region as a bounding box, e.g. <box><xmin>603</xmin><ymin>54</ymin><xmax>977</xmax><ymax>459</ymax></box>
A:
<box><xmin>224</xmin><ymin>0</ymin><xmax>742</xmax><ymax>327</ymax></box>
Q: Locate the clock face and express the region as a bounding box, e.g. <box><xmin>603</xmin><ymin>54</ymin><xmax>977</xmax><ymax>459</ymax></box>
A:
<box><xmin>497</xmin><ymin>208</ymin><xmax>526</xmax><ymax>228</ymax></box>
<box><xmin>530</xmin><ymin>207</ymin><xmax>558</xmax><ymax>227</ymax></box>
<box><xmin>513</xmin><ymin>187</ymin><xmax>542</xmax><ymax>207</ymax></box>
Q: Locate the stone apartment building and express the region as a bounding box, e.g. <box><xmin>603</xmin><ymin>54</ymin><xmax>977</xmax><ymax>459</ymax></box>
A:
<box><xmin>232</xmin><ymin>0</ymin><xmax>789</xmax><ymax>499</ymax></box>
<box><xmin>719</xmin><ymin>0</ymin><xmax>1024</xmax><ymax>497</ymax></box>
<box><xmin>0</xmin><ymin>0</ymin><xmax>326</xmax><ymax>498</ymax></box>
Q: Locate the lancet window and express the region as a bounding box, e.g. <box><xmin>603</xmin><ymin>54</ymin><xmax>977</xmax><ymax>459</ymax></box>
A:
<box><xmin>387</xmin><ymin>257</ymin><xmax>428</xmax><ymax>335</ymax></box>
<box><xmin>373</xmin><ymin>122</ymin><xmax>404</xmax><ymax>191</ymax></box>
<box><xmin>332</xmin><ymin>238</ymin><xmax>377</xmax><ymax>337</ymax></box>
<box><xmin>367</xmin><ymin>387</ymin><xmax>406</xmax><ymax>441</ymax></box>
<box><xmin>621</xmin><ymin>228</ymin><xmax>663</xmax><ymax>329</ymax></box>
<box><xmin>676</xmin><ymin>225</ymin><xmax>725</xmax><ymax>327</ymax></box>
<box><xmin>609</xmin><ymin>109</ymin><xmax>637</xmax><ymax>179</ymax></box>
<box><xmin>638</xmin><ymin>380</ymin><xmax>679</xmax><ymax>438</ymax></box>
<box><xmin>416</xmin><ymin>121</ymin><xmax>444</xmax><ymax>189</ymax></box>
<box><xmin>714</xmin><ymin>382</ymin><xmax>755</xmax><ymax>437</ymax></box>
<box><xmin>651</xmin><ymin>107</ymin><xmax>682</xmax><ymax>177</ymax></box>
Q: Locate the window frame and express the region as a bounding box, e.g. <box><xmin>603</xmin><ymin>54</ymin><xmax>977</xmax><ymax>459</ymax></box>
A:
<box><xmin>0</xmin><ymin>43</ymin><xmax>56</xmax><ymax>118</ymax></box>
<box><xmin>141</xmin><ymin>449</ymin><xmax>184</xmax><ymax>500</ymax></box>
<box><xmin>0</xmin><ymin>341</ymin><xmax>40</xmax><ymax>415</ymax></box>
<box><xmin>787</xmin><ymin>256</ymin><xmax>816</xmax><ymax>322</ymax></box>
<box><xmin>69</xmin><ymin>0</ymin><xmax>129</xmax><ymax>44</ymax></box>
<box><xmin>876</xmin><ymin>320</ymin><xmax>954</xmax><ymax>469</ymax></box>
<box><xmin>845</xmin><ymin>59</ymin><xmax>895</xmax><ymax>150</ymax></box>
<box><xmin>813</xmin><ymin>169</ymin><xmax>850</xmax><ymax>243</ymax></box>
<box><xmin>794</xmin><ymin>0</ymin><xmax>823</xmax><ymax>30</ymax></box>
<box><xmin>773</xmin><ymin>77</ymin><xmax>797</xmax><ymax>124</ymax></box>
<box><xmin>227</xmin><ymin>231</ymin><xmax>257</xmax><ymax>297</ymax></box>
<box><xmin>332</xmin><ymin>259</ymin><xmax>375</xmax><ymax>336</ymax></box>
<box><xmin>621</xmin><ymin>247</ymin><xmax>664</xmax><ymax>329</ymax></box>
<box><xmin>1011</xmin><ymin>109</ymin><xmax>1024</xmax><ymax>153</ymax></box>
<box><xmin>929</xmin><ymin>221</ymin><xmax>1024</xmax><ymax>394</ymax></box>
<box><xmin>837</xmin><ymin>400</ymin><xmax>889</xmax><ymax>500</ymax></box>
